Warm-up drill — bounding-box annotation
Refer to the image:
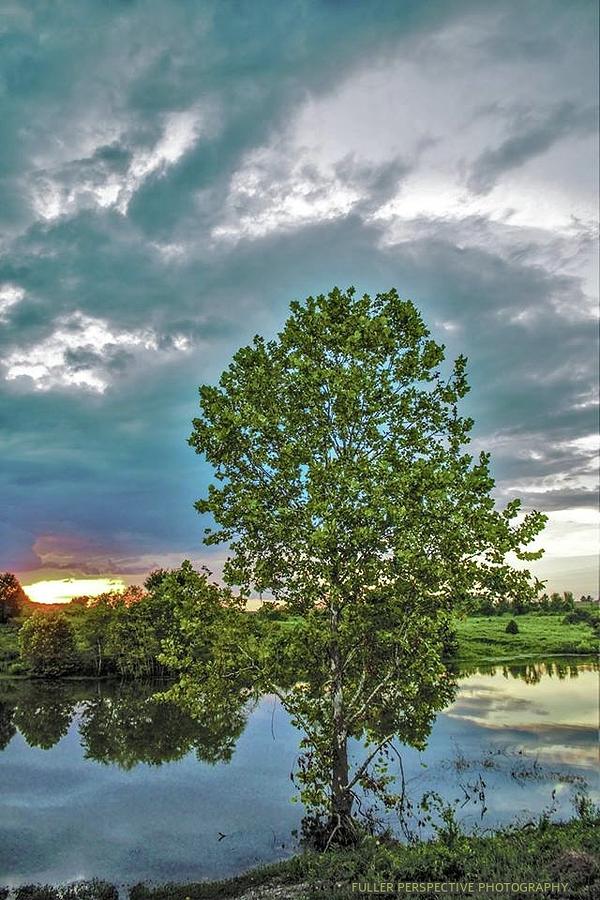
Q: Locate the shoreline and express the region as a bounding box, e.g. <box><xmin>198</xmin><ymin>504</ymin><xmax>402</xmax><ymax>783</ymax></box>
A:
<box><xmin>3</xmin><ymin>817</ymin><xmax>599</xmax><ymax>899</ymax></box>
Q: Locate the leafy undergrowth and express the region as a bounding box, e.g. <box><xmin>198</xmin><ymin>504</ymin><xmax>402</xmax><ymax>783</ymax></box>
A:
<box><xmin>0</xmin><ymin>622</ymin><xmax>24</xmax><ymax>675</ymax></box>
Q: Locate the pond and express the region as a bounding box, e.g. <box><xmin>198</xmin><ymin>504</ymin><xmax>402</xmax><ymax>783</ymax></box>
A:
<box><xmin>0</xmin><ymin>659</ymin><xmax>598</xmax><ymax>887</ymax></box>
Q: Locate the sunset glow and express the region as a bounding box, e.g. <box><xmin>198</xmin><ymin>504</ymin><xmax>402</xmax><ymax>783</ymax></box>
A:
<box><xmin>24</xmin><ymin>577</ymin><xmax>126</xmax><ymax>605</ymax></box>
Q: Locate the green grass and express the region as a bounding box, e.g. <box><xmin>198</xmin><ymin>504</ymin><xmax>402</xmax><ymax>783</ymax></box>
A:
<box><xmin>455</xmin><ymin>613</ymin><xmax>597</xmax><ymax>664</ymax></box>
<box><xmin>7</xmin><ymin>819</ymin><xmax>599</xmax><ymax>899</ymax></box>
<box><xmin>124</xmin><ymin>817</ymin><xmax>599</xmax><ymax>899</ymax></box>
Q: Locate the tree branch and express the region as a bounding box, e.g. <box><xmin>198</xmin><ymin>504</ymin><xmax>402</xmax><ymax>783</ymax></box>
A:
<box><xmin>346</xmin><ymin>732</ymin><xmax>396</xmax><ymax>792</ymax></box>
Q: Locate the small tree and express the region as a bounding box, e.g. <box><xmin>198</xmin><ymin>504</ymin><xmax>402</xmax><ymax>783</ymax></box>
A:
<box><xmin>505</xmin><ymin>618</ymin><xmax>519</xmax><ymax>634</ymax></box>
<box><xmin>19</xmin><ymin>612</ymin><xmax>78</xmax><ymax>677</ymax></box>
<box><xmin>76</xmin><ymin>594</ymin><xmax>122</xmax><ymax>675</ymax></box>
<box><xmin>0</xmin><ymin>572</ymin><xmax>28</xmax><ymax>623</ymax></box>
<box><xmin>187</xmin><ymin>287</ymin><xmax>546</xmax><ymax>839</ymax></box>
<box><xmin>538</xmin><ymin>593</ymin><xmax>550</xmax><ymax>613</ymax></box>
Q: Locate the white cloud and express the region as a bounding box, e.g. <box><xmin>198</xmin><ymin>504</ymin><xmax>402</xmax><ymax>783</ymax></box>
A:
<box><xmin>212</xmin><ymin>145</ymin><xmax>361</xmax><ymax>242</ymax></box>
<box><xmin>0</xmin><ymin>283</ymin><xmax>25</xmax><ymax>321</ymax></box>
<box><xmin>531</xmin><ymin>506</ymin><xmax>599</xmax><ymax>558</ymax></box>
<box><xmin>506</xmin><ymin>472</ymin><xmax>597</xmax><ymax>496</ymax></box>
<box><xmin>212</xmin><ymin>19</ymin><xmax>597</xmax><ymax>315</ymax></box>
<box><xmin>115</xmin><ymin>109</ymin><xmax>203</xmax><ymax>214</ymax></box>
<box><xmin>31</xmin><ymin>108</ymin><xmax>204</xmax><ymax>220</ymax></box>
<box><xmin>2</xmin><ymin>311</ymin><xmax>190</xmax><ymax>392</ymax></box>
<box><xmin>565</xmin><ymin>433</ymin><xmax>600</xmax><ymax>457</ymax></box>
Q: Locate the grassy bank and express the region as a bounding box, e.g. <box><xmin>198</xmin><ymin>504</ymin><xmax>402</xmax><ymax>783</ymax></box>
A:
<box><xmin>455</xmin><ymin>613</ymin><xmax>597</xmax><ymax>665</ymax></box>
<box><xmin>6</xmin><ymin>817</ymin><xmax>599</xmax><ymax>900</ymax></box>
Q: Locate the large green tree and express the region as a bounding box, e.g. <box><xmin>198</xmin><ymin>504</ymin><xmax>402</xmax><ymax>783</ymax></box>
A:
<box><xmin>188</xmin><ymin>287</ymin><xmax>546</xmax><ymax>840</ymax></box>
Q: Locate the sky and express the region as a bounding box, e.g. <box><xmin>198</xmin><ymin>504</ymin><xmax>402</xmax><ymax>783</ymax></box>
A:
<box><xmin>0</xmin><ymin>0</ymin><xmax>598</xmax><ymax>597</ymax></box>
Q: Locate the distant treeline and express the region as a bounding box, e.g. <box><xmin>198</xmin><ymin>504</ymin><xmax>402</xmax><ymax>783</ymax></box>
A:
<box><xmin>14</xmin><ymin>570</ymin><xmax>193</xmax><ymax>678</ymax></box>
<box><xmin>0</xmin><ymin>568</ymin><xmax>597</xmax><ymax>679</ymax></box>
<box><xmin>0</xmin><ymin>566</ymin><xmax>209</xmax><ymax>678</ymax></box>
<box><xmin>469</xmin><ymin>590</ymin><xmax>597</xmax><ymax>616</ymax></box>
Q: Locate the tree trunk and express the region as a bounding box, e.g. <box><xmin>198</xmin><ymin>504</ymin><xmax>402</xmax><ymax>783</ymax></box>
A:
<box><xmin>330</xmin><ymin>605</ymin><xmax>353</xmax><ymax>834</ymax></box>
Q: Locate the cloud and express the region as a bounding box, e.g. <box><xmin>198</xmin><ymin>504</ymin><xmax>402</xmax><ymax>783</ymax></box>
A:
<box><xmin>212</xmin><ymin>145</ymin><xmax>411</xmax><ymax>243</ymax></box>
<box><xmin>212</xmin><ymin>148</ymin><xmax>361</xmax><ymax>243</ymax></box>
<box><xmin>3</xmin><ymin>311</ymin><xmax>190</xmax><ymax>392</ymax></box>
<box><xmin>0</xmin><ymin>284</ymin><xmax>25</xmax><ymax>321</ymax></box>
<box><xmin>30</xmin><ymin>108</ymin><xmax>206</xmax><ymax>221</ymax></box>
<box><xmin>467</xmin><ymin>102</ymin><xmax>598</xmax><ymax>195</ymax></box>
<box><xmin>28</xmin><ymin>533</ymin><xmax>192</xmax><ymax>576</ymax></box>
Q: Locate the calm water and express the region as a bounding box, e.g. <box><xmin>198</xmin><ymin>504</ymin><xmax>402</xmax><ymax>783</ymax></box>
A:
<box><xmin>0</xmin><ymin>660</ymin><xmax>598</xmax><ymax>887</ymax></box>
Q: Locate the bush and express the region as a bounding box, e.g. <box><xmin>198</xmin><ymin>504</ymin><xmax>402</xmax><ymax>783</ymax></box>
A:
<box><xmin>505</xmin><ymin>619</ymin><xmax>519</xmax><ymax>634</ymax></box>
<box><xmin>563</xmin><ymin>607</ymin><xmax>600</xmax><ymax>641</ymax></box>
<box><xmin>15</xmin><ymin>888</ymin><xmax>58</xmax><ymax>900</ymax></box>
<box><xmin>19</xmin><ymin>613</ymin><xmax>78</xmax><ymax>677</ymax></box>
<box><xmin>564</xmin><ymin>607</ymin><xmax>599</xmax><ymax>627</ymax></box>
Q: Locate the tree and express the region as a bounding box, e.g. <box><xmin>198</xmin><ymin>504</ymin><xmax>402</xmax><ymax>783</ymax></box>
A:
<box><xmin>0</xmin><ymin>572</ymin><xmax>28</xmax><ymax>623</ymax></box>
<box><xmin>187</xmin><ymin>287</ymin><xmax>546</xmax><ymax>840</ymax></box>
<box><xmin>75</xmin><ymin>586</ymin><xmax>147</xmax><ymax>676</ymax></box>
<box><xmin>538</xmin><ymin>592</ymin><xmax>550</xmax><ymax>613</ymax></box>
<box><xmin>19</xmin><ymin>612</ymin><xmax>78</xmax><ymax>677</ymax></box>
<box><xmin>108</xmin><ymin>597</ymin><xmax>165</xmax><ymax>678</ymax></box>
<box><xmin>75</xmin><ymin>593</ymin><xmax>122</xmax><ymax>676</ymax></box>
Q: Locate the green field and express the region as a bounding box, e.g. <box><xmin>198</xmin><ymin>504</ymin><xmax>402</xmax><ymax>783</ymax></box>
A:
<box><xmin>455</xmin><ymin>613</ymin><xmax>597</xmax><ymax>665</ymax></box>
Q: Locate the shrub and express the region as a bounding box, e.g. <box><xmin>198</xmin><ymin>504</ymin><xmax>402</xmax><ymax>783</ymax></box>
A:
<box><xmin>505</xmin><ymin>619</ymin><xmax>519</xmax><ymax>634</ymax></box>
<box><xmin>15</xmin><ymin>888</ymin><xmax>58</xmax><ymax>900</ymax></box>
<box><xmin>563</xmin><ymin>608</ymin><xmax>600</xmax><ymax>642</ymax></box>
<box><xmin>19</xmin><ymin>613</ymin><xmax>78</xmax><ymax>677</ymax></box>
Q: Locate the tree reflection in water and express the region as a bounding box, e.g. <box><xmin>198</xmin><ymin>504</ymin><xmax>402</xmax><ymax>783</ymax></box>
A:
<box><xmin>80</xmin><ymin>681</ymin><xmax>249</xmax><ymax>768</ymax></box>
<box><xmin>0</xmin><ymin>658</ymin><xmax>596</xmax><ymax>759</ymax></box>
<box><xmin>0</xmin><ymin>699</ymin><xmax>16</xmax><ymax>750</ymax></box>
<box><xmin>0</xmin><ymin>679</ymin><xmax>250</xmax><ymax>765</ymax></box>
<box><xmin>13</xmin><ymin>681</ymin><xmax>75</xmax><ymax>749</ymax></box>
<box><xmin>456</xmin><ymin>658</ymin><xmax>597</xmax><ymax>684</ymax></box>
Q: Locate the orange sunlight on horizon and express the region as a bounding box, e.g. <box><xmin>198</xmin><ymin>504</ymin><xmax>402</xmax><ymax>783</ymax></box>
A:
<box><xmin>24</xmin><ymin>577</ymin><xmax>127</xmax><ymax>605</ymax></box>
